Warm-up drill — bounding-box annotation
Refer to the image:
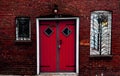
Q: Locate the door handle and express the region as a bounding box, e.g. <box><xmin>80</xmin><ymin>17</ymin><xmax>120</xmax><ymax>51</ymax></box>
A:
<box><xmin>58</xmin><ymin>40</ymin><xmax>62</xmax><ymax>49</ymax></box>
<box><xmin>58</xmin><ymin>45</ymin><xmax>61</xmax><ymax>49</ymax></box>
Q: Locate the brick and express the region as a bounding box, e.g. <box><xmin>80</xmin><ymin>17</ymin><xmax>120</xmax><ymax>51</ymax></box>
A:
<box><xmin>0</xmin><ymin>0</ymin><xmax>120</xmax><ymax>75</ymax></box>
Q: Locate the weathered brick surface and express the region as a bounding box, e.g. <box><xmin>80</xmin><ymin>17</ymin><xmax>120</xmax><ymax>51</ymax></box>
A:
<box><xmin>0</xmin><ymin>0</ymin><xmax>120</xmax><ymax>75</ymax></box>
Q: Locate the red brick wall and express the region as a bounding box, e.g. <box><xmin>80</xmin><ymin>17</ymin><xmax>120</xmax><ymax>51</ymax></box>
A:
<box><xmin>0</xmin><ymin>0</ymin><xmax>120</xmax><ymax>75</ymax></box>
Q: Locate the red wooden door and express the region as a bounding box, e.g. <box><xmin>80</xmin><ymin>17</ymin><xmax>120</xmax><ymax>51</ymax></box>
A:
<box><xmin>59</xmin><ymin>21</ymin><xmax>75</xmax><ymax>72</ymax></box>
<box><xmin>40</xmin><ymin>21</ymin><xmax>57</xmax><ymax>72</ymax></box>
<box><xmin>39</xmin><ymin>20</ymin><xmax>75</xmax><ymax>72</ymax></box>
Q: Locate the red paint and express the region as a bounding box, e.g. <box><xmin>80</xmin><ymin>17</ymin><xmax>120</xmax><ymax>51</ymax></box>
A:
<box><xmin>39</xmin><ymin>20</ymin><xmax>75</xmax><ymax>72</ymax></box>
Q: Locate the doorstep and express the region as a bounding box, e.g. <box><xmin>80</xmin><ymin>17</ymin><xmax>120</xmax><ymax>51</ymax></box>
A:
<box><xmin>39</xmin><ymin>73</ymin><xmax>78</xmax><ymax>76</ymax></box>
<box><xmin>0</xmin><ymin>73</ymin><xmax>78</xmax><ymax>76</ymax></box>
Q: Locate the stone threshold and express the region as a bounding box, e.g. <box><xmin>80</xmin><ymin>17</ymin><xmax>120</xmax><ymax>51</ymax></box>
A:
<box><xmin>39</xmin><ymin>73</ymin><xmax>78</xmax><ymax>76</ymax></box>
<box><xmin>0</xmin><ymin>73</ymin><xmax>78</xmax><ymax>76</ymax></box>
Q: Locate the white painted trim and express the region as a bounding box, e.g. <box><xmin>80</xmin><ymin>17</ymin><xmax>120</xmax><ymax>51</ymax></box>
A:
<box><xmin>36</xmin><ymin>19</ymin><xmax>40</xmax><ymax>75</ymax></box>
<box><xmin>36</xmin><ymin>17</ymin><xmax>80</xmax><ymax>75</ymax></box>
<box><xmin>76</xmin><ymin>18</ymin><xmax>79</xmax><ymax>73</ymax></box>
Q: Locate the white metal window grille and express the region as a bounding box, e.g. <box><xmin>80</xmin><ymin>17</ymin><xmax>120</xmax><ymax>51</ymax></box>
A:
<box><xmin>90</xmin><ymin>11</ymin><xmax>112</xmax><ymax>56</ymax></box>
<box><xmin>16</xmin><ymin>17</ymin><xmax>31</xmax><ymax>41</ymax></box>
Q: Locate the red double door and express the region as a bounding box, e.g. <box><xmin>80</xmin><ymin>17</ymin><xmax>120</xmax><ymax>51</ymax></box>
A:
<box><xmin>39</xmin><ymin>20</ymin><xmax>76</xmax><ymax>72</ymax></box>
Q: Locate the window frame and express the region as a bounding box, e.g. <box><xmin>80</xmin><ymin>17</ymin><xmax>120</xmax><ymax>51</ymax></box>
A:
<box><xmin>90</xmin><ymin>11</ymin><xmax>112</xmax><ymax>57</ymax></box>
<box><xmin>16</xmin><ymin>17</ymin><xmax>31</xmax><ymax>41</ymax></box>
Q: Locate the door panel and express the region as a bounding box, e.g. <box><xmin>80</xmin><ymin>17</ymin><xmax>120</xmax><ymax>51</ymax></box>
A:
<box><xmin>59</xmin><ymin>21</ymin><xmax>76</xmax><ymax>72</ymax></box>
<box><xmin>39</xmin><ymin>20</ymin><xmax>76</xmax><ymax>72</ymax></box>
<box><xmin>40</xmin><ymin>21</ymin><xmax>57</xmax><ymax>72</ymax></box>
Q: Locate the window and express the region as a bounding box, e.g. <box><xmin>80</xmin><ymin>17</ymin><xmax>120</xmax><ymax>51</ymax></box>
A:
<box><xmin>90</xmin><ymin>11</ymin><xmax>112</xmax><ymax>56</ymax></box>
<box><xmin>62</xmin><ymin>27</ymin><xmax>71</xmax><ymax>37</ymax></box>
<box><xmin>44</xmin><ymin>27</ymin><xmax>53</xmax><ymax>36</ymax></box>
<box><xmin>16</xmin><ymin>17</ymin><xmax>31</xmax><ymax>41</ymax></box>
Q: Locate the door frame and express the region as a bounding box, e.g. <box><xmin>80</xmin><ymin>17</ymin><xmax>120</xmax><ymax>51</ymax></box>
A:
<box><xmin>36</xmin><ymin>17</ymin><xmax>80</xmax><ymax>75</ymax></box>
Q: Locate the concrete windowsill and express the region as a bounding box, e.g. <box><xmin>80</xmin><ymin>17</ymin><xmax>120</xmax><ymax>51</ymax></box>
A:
<box><xmin>90</xmin><ymin>55</ymin><xmax>113</xmax><ymax>58</ymax></box>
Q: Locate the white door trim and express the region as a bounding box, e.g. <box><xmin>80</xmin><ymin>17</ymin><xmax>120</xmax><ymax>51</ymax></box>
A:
<box><xmin>36</xmin><ymin>17</ymin><xmax>80</xmax><ymax>75</ymax></box>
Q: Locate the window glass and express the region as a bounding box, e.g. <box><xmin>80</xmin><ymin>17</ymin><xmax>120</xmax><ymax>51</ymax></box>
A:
<box><xmin>16</xmin><ymin>17</ymin><xmax>31</xmax><ymax>41</ymax></box>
